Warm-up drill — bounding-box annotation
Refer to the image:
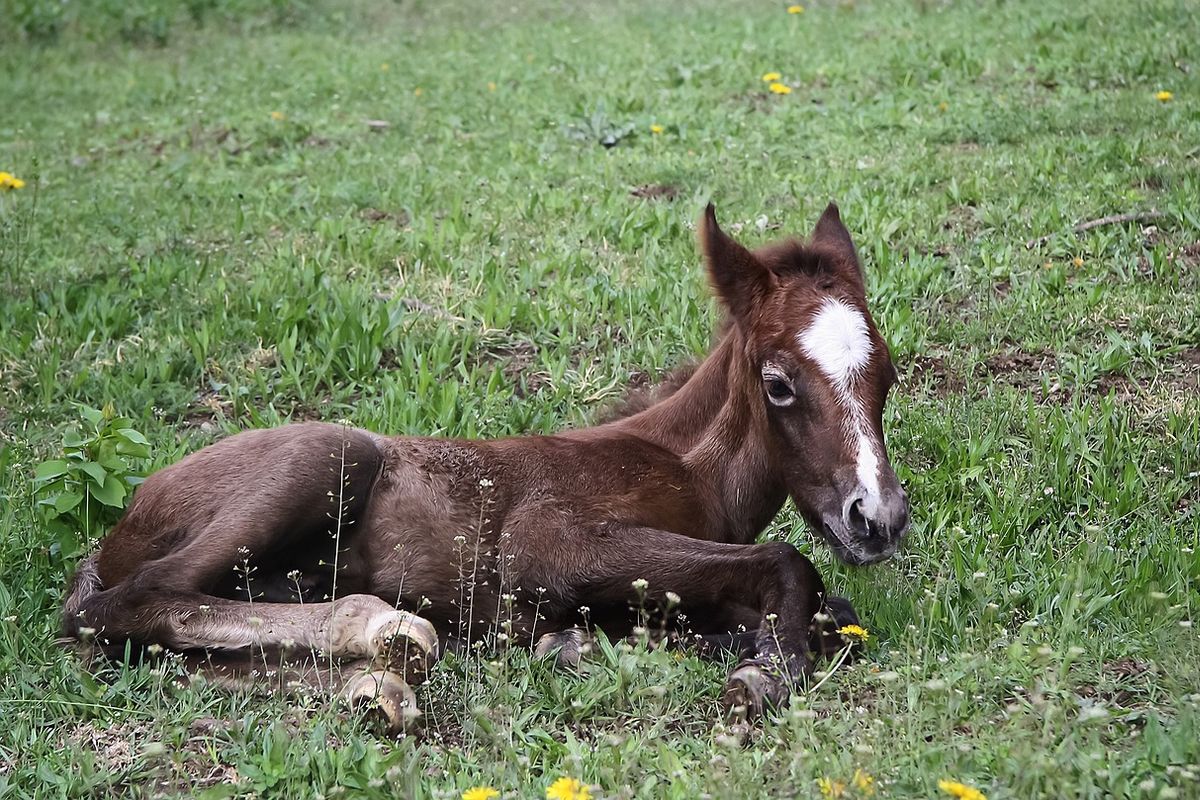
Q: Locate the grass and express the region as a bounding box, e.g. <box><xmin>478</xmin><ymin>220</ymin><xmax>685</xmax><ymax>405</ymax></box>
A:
<box><xmin>1</xmin><ymin>0</ymin><xmax>1198</xmax><ymax>797</ymax></box>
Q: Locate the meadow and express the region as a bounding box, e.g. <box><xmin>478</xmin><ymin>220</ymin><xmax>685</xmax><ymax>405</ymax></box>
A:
<box><xmin>1</xmin><ymin>0</ymin><xmax>1198</xmax><ymax>797</ymax></box>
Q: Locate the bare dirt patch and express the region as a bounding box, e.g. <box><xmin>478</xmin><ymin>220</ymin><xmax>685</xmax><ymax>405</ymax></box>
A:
<box><xmin>630</xmin><ymin>184</ymin><xmax>680</xmax><ymax>201</ymax></box>
<box><xmin>360</xmin><ymin>207</ymin><xmax>411</xmax><ymax>227</ymax></box>
<box><xmin>982</xmin><ymin>347</ymin><xmax>1057</xmax><ymax>388</ymax></box>
<box><xmin>905</xmin><ymin>353</ymin><xmax>966</xmax><ymax>397</ymax></box>
<box><xmin>1176</xmin><ymin>241</ymin><xmax>1200</xmax><ymax>269</ymax></box>
<box><xmin>61</xmin><ymin>719</ymin><xmax>239</xmax><ymax>796</ymax></box>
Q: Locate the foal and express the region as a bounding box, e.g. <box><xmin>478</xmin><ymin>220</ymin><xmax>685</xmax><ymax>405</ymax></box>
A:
<box><xmin>63</xmin><ymin>203</ymin><xmax>909</xmax><ymax>731</ymax></box>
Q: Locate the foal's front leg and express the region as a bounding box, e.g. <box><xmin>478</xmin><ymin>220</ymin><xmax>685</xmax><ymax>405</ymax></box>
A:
<box><xmin>526</xmin><ymin>523</ymin><xmax>828</xmax><ymax>719</ymax></box>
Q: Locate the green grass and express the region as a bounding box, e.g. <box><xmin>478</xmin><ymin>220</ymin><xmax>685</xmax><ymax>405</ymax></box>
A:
<box><xmin>2</xmin><ymin>0</ymin><xmax>1199</xmax><ymax>797</ymax></box>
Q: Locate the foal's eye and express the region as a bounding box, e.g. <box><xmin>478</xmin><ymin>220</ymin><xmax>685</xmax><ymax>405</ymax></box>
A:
<box><xmin>766</xmin><ymin>378</ymin><xmax>794</xmax><ymax>405</ymax></box>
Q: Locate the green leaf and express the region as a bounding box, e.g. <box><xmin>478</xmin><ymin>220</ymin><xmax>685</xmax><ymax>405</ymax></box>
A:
<box><xmin>115</xmin><ymin>440</ymin><xmax>151</xmax><ymax>459</ymax></box>
<box><xmin>115</xmin><ymin>428</ymin><xmax>150</xmax><ymax>446</ymax></box>
<box><xmin>34</xmin><ymin>460</ymin><xmax>70</xmax><ymax>481</ymax></box>
<box><xmin>62</xmin><ymin>429</ymin><xmax>87</xmax><ymax>448</ymax></box>
<box><xmin>90</xmin><ymin>473</ymin><xmax>127</xmax><ymax>508</ymax></box>
<box><xmin>56</xmin><ymin>526</ymin><xmax>83</xmax><ymax>560</ymax></box>
<box><xmin>54</xmin><ymin>492</ymin><xmax>83</xmax><ymax>514</ymax></box>
<box><xmin>80</xmin><ymin>462</ymin><xmax>108</xmax><ymax>486</ymax></box>
<box><xmin>79</xmin><ymin>406</ymin><xmax>103</xmax><ymax>427</ymax></box>
<box><xmin>98</xmin><ymin>450</ymin><xmax>127</xmax><ymax>471</ymax></box>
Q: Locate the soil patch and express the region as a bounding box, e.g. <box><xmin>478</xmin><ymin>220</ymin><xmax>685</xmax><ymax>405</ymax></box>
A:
<box><xmin>630</xmin><ymin>184</ymin><xmax>680</xmax><ymax>201</ymax></box>
<box><xmin>360</xmin><ymin>207</ymin><xmax>411</xmax><ymax>227</ymax></box>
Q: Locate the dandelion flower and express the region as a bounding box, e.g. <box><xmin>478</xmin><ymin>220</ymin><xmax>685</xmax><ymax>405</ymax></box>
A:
<box><xmin>546</xmin><ymin>777</ymin><xmax>590</xmax><ymax>800</ymax></box>
<box><xmin>769</xmin><ymin>82</ymin><xmax>793</xmax><ymax>95</ymax></box>
<box><xmin>462</xmin><ymin>788</ymin><xmax>499</xmax><ymax>800</ymax></box>
<box><xmin>381</xmin><ymin>63</ymin><xmax>390</xmax><ymax>71</ymax></box>
<box><xmin>1155</xmin><ymin>90</ymin><xmax>1173</xmax><ymax>102</ymax></box>
<box><xmin>1072</xmin><ymin>256</ymin><xmax>1084</xmax><ymax>267</ymax></box>
<box><xmin>837</xmin><ymin>624</ymin><xmax>869</xmax><ymax>641</ymax></box>
<box><xmin>938</xmin><ymin>101</ymin><xmax>949</xmax><ymax>112</ymax></box>
<box><xmin>488</xmin><ymin>81</ymin><xmax>497</xmax><ymax>91</ymax></box>
<box><xmin>650</xmin><ymin>123</ymin><xmax>664</xmax><ymax>134</ymax></box>
<box><xmin>270</xmin><ymin>111</ymin><xmax>285</xmax><ymax>121</ymax></box>
<box><xmin>414</xmin><ymin>87</ymin><xmax>423</xmax><ymax>96</ymax></box>
<box><xmin>817</xmin><ymin>777</ymin><xmax>846</xmax><ymax>798</ymax></box>
<box><xmin>938</xmin><ymin>779</ymin><xmax>987</xmax><ymax>800</ymax></box>
<box><xmin>788</xmin><ymin>4</ymin><xmax>805</xmax><ymax>13</ymax></box>
<box><xmin>0</xmin><ymin>172</ymin><xmax>26</xmax><ymax>190</ymax></box>
<box><xmin>762</xmin><ymin>71</ymin><xmax>782</xmax><ymax>82</ymax></box>
<box><xmin>853</xmin><ymin>769</ymin><xmax>876</xmax><ymax>796</ymax></box>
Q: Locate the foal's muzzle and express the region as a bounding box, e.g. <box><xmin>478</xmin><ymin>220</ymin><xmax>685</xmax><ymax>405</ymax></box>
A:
<box><xmin>824</xmin><ymin>485</ymin><xmax>910</xmax><ymax>565</ymax></box>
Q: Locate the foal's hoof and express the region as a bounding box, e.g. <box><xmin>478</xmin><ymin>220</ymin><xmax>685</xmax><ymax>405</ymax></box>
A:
<box><xmin>534</xmin><ymin>628</ymin><xmax>591</xmax><ymax>669</ymax></box>
<box><xmin>365</xmin><ymin>612</ymin><xmax>439</xmax><ymax>684</ymax></box>
<box><xmin>722</xmin><ymin>661</ymin><xmax>791</xmax><ymax>722</ymax></box>
<box><xmin>811</xmin><ymin>595</ymin><xmax>865</xmax><ymax>661</ymax></box>
<box><xmin>343</xmin><ymin>670</ymin><xmax>421</xmax><ymax>735</ymax></box>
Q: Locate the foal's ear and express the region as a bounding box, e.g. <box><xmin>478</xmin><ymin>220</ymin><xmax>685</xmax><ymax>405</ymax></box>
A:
<box><xmin>811</xmin><ymin>202</ymin><xmax>862</xmax><ymax>275</ymax></box>
<box><xmin>700</xmin><ymin>203</ymin><xmax>773</xmax><ymax>321</ymax></box>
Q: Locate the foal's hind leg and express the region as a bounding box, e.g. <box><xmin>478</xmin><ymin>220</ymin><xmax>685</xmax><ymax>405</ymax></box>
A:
<box><xmin>78</xmin><ymin>590</ymin><xmax>437</xmax><ymax>732</ymax></box>
<box><xmin>534</xmin><ymin>628</ymin><xmax>592</xmax><ymax>668</ymax></box>
<box><xmin>180</xmin><ymin>649</ymin><xmax>423</xmax><ymax>735</ymax></box>
<box><xmin>78</xmin><ymin>591</ymin><xmax>439</xmax><ymax>684</ymax></box>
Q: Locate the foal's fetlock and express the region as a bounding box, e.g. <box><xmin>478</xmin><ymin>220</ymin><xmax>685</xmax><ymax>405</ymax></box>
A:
<box><xmin>534</xmin><ymin>628</ymin><xmax>591</xmax><ymax>669</ymax></box>
<box><xmin>364</xmin><ymin>611</ymin><xmax>439</xmax><ymax>683</ymax></box>
<box><xmin>722</xmin><ymin>657</ymin><xmax>799</xmax><ymax>722</ymax></box>
<box><xmin>343</xmin><ymin>670</ymin><xmax>421</xmax><ymax>735</ymax></box>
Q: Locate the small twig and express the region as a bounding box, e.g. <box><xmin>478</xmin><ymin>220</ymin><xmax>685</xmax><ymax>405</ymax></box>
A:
<box><xmin>1025</xmin><ymin>211</ymin><xmax>1166</xmax><ymax>249</ymax></box>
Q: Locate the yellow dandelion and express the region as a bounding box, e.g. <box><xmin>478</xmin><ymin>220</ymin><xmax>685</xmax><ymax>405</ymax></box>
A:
<box><xmin>837</xmin><ymin>624</ymin><xmax>869</xmax><ymax>641</ymax></box>
<box><xmin>852</xmin><ymin>769</ymin><xmax>876</xmax><ymax>796</ymax></box>
<box><xmin>269</xmin><ymin>111</ymin><xmax>285</xmax><ymax>121</ymax></box>
<box><xmin>1071</xmin><ymin>256</ymin><xmax>1084</xmax><ymax>267</ymax></box>
<box><xmin>817</xmin><ymin>777</ymin><xmax>846</xmax><ymax>798</ymax></box>
<box><xmin>381</xmin><ymin>63</ymin><xmax>390</xmax><ymax>71</ymax></box>
<box><xmin>938</xmin><ymin>100</ymin><xmax>949</xmax><ymax>112</ymax></box>
<box><xmin>762</xmin><ymin>71</ymin><xmax>782</xmax><ymax>82</ymax></box>
<box><xmin>0</xmin><ymin>172</ymin><xmax>25</xmax><ymax>190</ymax></box>
<box><xmin>462</xmin><ymin>788</ymin><xmax>499</xmax><ymax>800</ymax></box>
<box><xmin>488</xmin><ymin>81</ymin><xmax>497</xmax><ymax>91</ymax></box>
<box><xmin>1155</xmin><ymin>90</ymin><xmax>1173</xmax><ymax>102</ymax></box>
<box><xmin>546</xmin><ymin>777</ymin><xmax>590</xmax><ymax>800</ymax></box>
<box><xmin>787</xmin><ymin>4</ymin><xmax>805</xmax><ymax>13</ymax></box>
<box><xmin>414</xmin><ymin>87</ymin><xmax>423</xmax><ymax>96</ymax></box>
<box><xmin>769</xmin><ymin>82</ymin><xmax>793</xmax><ymax>95</ymax></box>
<box><xmin>650</xmin><ymin>123</ymin><xmax>665</xmax><ymax>134</ymax></box>
<box><xmin>938</xmin><ymin>779</ymin><xmax>987</xmax><ymax>800</ymax></box>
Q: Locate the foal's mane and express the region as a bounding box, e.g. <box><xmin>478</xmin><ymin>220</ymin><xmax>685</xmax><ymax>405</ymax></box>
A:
<box><xmin>595</xmin><ymin>358</ymin><xmax>703</xmax><ymax>423</ymax></box>
<box><xmin>597</xmin><ymin>232</ymin><xmax>855</xmax><ymax>424</ymax></box>
<box><xmin>595</xmin><ymin>316</ymin><xmax>734</xmax><ymax>424</ymax></box>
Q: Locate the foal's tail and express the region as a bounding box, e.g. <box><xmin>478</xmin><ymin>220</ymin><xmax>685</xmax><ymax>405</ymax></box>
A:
<box><xmin>60</xmin><ymin>553</ymin><xmax>103</xmax><ymax>644</ymax></box>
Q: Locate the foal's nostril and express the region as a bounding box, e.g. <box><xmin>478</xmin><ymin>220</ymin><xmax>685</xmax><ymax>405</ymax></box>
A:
<box><xmin>846</xmin><ymin>498</ymin><xmax>874</xmax><ymax>539</ymax></box>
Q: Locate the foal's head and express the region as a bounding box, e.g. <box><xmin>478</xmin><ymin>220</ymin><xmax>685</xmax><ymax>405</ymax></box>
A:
<box><xmin>702</xmin><ymin>203</ymin><xmax>909</xmax><ymax>565</ymax></box>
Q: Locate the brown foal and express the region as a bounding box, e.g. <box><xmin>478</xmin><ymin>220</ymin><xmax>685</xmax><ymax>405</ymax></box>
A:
<box><xmin>63</xmin><ymin>203</ymin><xmax>909</xmax><ymax>731</ymax></box>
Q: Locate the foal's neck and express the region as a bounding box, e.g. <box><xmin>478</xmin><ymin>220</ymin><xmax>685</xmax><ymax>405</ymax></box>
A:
<box><xmin>616</xmin><ymin>325</ymin><xmax>787</xmax><ymax>541</ymax></box>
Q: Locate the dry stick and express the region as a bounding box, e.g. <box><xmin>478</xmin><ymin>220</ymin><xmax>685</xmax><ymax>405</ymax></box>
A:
<box><xmin>1025</xmin><ymin>211</ymin><xmax>1166</xmax><ymax>249</ymax></box>
<box><xmin>327</xmin><ymin>427</ymin><xmax>351</xmax><ymax>678</ymax></box>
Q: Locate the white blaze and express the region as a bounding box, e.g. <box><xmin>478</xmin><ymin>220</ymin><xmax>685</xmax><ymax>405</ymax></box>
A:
<box><xmin>798</xmin><ymin>298</ymin><xmax>881</xmax><ymax>495</ymax></box>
